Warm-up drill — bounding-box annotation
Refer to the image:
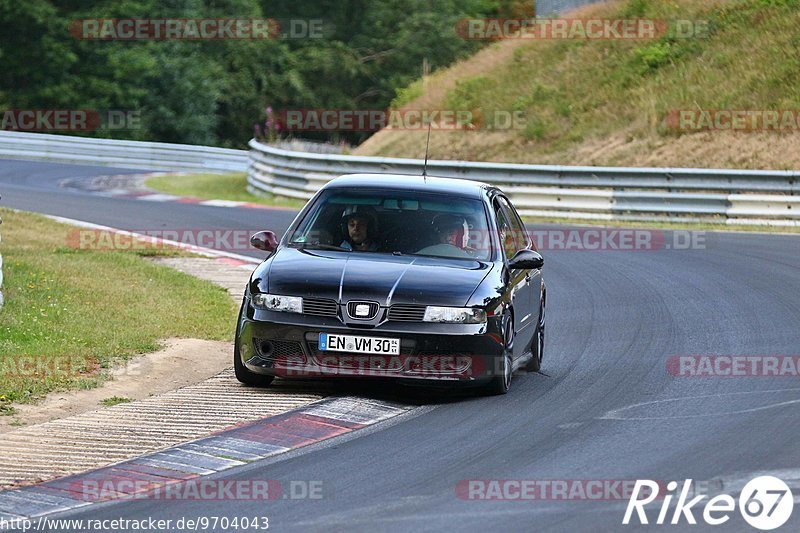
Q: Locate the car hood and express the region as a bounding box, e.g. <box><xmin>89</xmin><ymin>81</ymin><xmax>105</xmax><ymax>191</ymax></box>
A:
<box><xmin>259</xmin><ymin>247</ymin><xmax>493</xmax><ymax>307</ymax></box>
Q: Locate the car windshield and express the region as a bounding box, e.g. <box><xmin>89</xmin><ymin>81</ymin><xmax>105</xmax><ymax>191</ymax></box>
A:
<box><xmin>288</xmin><ymin>189</ymin><xmax>492</xmax><ymax>260</ymax></box>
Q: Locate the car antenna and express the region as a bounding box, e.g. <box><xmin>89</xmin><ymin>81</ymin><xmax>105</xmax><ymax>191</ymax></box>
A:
<box><xmin>422</xmin><ymin>122</ymin><xmax>431</xmax><ymax>183</ymax></box>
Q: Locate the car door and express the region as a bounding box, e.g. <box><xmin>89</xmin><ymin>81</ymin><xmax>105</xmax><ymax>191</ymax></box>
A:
<box><xmin>492</xmin><ymin>195</ymin><xmax>537</xmax><ymax>361</ymax></box>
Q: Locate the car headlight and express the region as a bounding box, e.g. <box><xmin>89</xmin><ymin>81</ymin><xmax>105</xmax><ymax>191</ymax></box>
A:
<box><xmin>423</xmin><ymin>306</ymin><xmax>486</xmax><ymax>324</ymax></box>
<box><xmin>252</xmin><ymin>293</ymin><xmax>303</xmax><ymax>313</ymax></box>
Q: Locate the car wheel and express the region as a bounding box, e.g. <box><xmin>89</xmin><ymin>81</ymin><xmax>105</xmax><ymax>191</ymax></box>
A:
<box><xmin>487</xmin><ymin>311</ymin><xmax>514</xmax><ymax>395</ymax></box>
<box><xmin>233</xmin><ymin>303</ymin><xmax>275</xmax><ymax>387</ymax></box>
<box><xmin>525</xmin><ymin>292</ymin><xmax>546</xmax><ymax>372</ymax></box>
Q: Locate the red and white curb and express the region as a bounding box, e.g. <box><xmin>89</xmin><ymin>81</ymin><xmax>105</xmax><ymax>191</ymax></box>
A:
<box><xmin>59</xmin><ymin>172</ymin><xmax>292</xmax><ymax>211</ymax></box>
<box><xmin>0</xmin><ymin>397</ymin><xmax>412</xmax><ymax>519</ymax></box>
<box><xmin>103</xmin><ymin>190</ymin><xmax>280</xmax><ymax>211</ymax></box>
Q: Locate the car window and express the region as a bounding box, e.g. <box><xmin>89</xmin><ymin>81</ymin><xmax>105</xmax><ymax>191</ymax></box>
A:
<box><xmin>289</xmin><ymin>189</ymin><xmax>493</xmax><ymax>260</ymax></box>
<box><xmin>493</xmin><ymin>199</ymin><xmax>516</xmax><ymax>260</ymax></box>
<box><xmin>496</xmin><ymin>195</ymin><xmax>531</xmax><ymax>252</ymax></box>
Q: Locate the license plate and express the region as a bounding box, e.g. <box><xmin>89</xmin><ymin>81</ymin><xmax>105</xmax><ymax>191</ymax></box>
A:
<box><xmin>319</xmin><ymin>333</ymin><xmax>400</xmax><ymax>355</ymax></box>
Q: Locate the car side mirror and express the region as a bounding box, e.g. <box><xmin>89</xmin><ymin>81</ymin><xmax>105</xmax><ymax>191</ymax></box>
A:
<box><xmin>508</xmin><ymin>249</ymin><xmax>544</xmax><ymax>270</ymax></box>
<box><xmin>250</xmin><ymin>231</ymin><xmax>279</xmax><ymax>253</ymax></box>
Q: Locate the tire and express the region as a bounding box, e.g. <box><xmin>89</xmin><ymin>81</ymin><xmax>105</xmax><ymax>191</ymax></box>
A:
<box><xmin>233</xmin><ymin>303</ymin><xmax>275</xmax><ymax>387</ymax></box>
<box><xmin>486</xmin><ymin>310</ymin><xmax>514</xmax><ymax>395</ymax></box>
<box><xmin>524</xmin><ymin>292</ymin><xmax>546</xmax><ymax>372</ymax></box>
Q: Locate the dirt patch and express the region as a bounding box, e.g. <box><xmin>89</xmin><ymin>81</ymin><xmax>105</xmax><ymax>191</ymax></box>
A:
<box><xmin>0</xmin><ymin>338</ymin><xmax>231</xmax><ymax>433</ymax></box>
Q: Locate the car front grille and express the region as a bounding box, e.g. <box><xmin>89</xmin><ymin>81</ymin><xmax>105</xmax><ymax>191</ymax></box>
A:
<box><xmin>302</xmin><ymin>297</ymin><xmax>338</xmax><ymax>317</ymax></box>
<box><xmin>387</xmin><ymin>304</ymin><xmax>427</xmax><ymax>322</ymax></box>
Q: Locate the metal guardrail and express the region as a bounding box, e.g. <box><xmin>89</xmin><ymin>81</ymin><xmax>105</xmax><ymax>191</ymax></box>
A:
<box><xmin>247</xmin><ymin>139</ymin><xmax>800</xmax><ymax>226</ymax></box>
<box><xmin>0</xmin><ymin>131</ymin><xmax>248</xmax><ymax>173</ymax></box>
<box><xmin>0</xmin><ymin>131</ymin><xmax>796</xmax><ymax>226</ymax></box>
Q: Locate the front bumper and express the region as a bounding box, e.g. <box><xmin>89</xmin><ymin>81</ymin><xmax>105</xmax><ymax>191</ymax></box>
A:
<box><xmin>237</xmin><ymin>300</ymin><xmax>506</xmax><ymax>384</ymax></box>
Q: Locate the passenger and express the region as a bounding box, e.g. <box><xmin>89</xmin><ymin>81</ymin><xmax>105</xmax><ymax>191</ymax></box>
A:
<box><xmin>340</xmin><ymin>207</ymin><xmax>380</xmax><ymax>251</ymax></box>
<box><xmin>433</xmin><ymin>213</ymin><xmax>469</xmax><ymax>248</ymax></box>
<box><xmin>416</xmin><ymin>214</ymin><xmax>475</xmax><ymax>258</ymax></box>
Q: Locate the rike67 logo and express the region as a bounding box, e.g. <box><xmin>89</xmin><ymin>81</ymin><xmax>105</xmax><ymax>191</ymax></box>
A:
<box><xmin>624</xmin><ymin>476</ymin><xmax>794</xmax><ymax>530</ymax></box>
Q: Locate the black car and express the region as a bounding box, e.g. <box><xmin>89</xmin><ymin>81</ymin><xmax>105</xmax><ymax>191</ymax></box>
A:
<box><xmin>235</xmin><ymin>174</ymin><xmax>546</xmax><ymax>394</ymax></box>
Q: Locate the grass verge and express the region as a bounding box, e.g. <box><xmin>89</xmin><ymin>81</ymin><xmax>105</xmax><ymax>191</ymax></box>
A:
<box><xmin>146</xmin><ymin>172</ymin><xmax>306</xmax><ymax>210</ymax></box>
<box><xmin>0</xmin><ymin>208</ymin><xmax>237</xmax><ymax>407</ymax></box>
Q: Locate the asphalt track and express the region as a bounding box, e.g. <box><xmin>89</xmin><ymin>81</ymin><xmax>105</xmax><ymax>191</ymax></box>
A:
<box><xmin>2</xmin><ymin>159</ymin><xmax>800</xmax><ymax>532</ymax></box>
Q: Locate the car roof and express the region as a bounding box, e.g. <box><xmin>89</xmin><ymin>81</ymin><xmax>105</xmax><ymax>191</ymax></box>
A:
<box><xmin>322</xmin><ymin>173</ymin><xmax>495</xmax><ymax>200</ymax></box>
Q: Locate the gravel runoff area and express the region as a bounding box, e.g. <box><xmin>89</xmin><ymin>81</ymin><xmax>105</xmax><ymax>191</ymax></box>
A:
<box><xmin>0</xmin><ymin>256</ymin><xmax>326</xmax><ymax>488</ymax></box>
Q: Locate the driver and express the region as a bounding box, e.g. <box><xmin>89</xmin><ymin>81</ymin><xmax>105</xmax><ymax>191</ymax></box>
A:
<box><xmin>340</xmin><ymin>206</ymin><xmax>380</xmax><ymax>251</ymax></box>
